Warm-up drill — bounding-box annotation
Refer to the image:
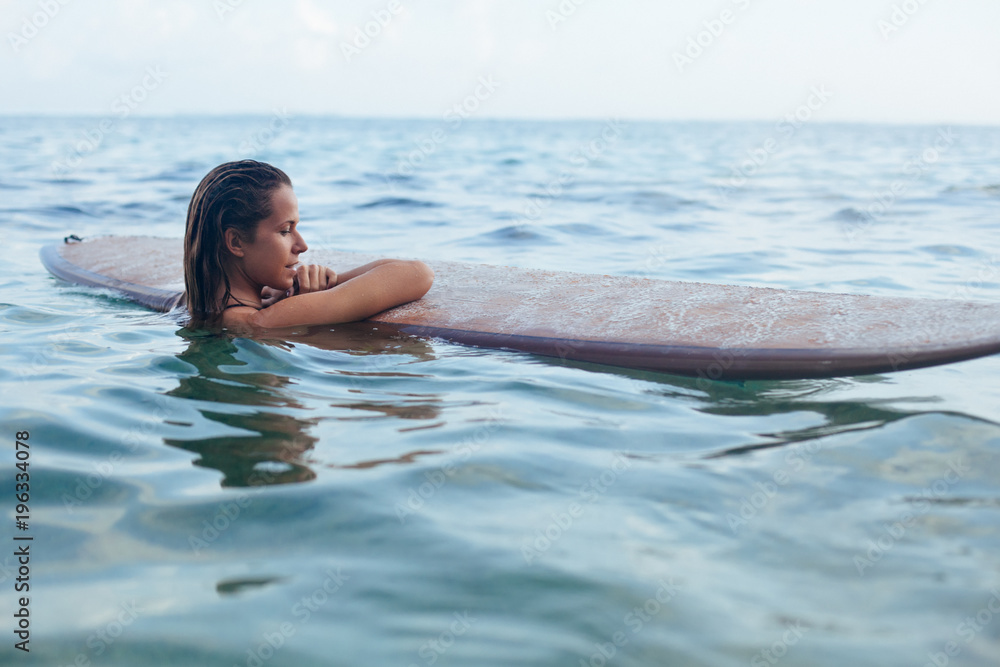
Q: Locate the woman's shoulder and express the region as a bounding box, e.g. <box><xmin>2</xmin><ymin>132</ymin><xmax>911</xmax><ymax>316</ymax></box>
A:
<box><xmin>218</xmin><ymin>300</ymin><xmax>263</xmax><ymax>328</ymax></box>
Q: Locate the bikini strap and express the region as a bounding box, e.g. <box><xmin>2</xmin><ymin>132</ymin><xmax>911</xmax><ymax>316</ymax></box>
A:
<box><xmin>222</xmin><ymin>301</ymin><xmax>262</xmax><ymax>311</ymax></box>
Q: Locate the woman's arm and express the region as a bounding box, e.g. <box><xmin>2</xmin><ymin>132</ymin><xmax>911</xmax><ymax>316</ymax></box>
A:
<box><xmin>247</xmin><ymin>259</ymin><xmax>433</xmax><ymax>328</ymax></box>
<box><xmin>261</xmin><ymin>260</ymin><xmax>404</xmax><ymax>306</ymax></box>
<box><xmin>334</xmin><ymin>258</ymin><xmax>401</xmax><ymax>284</ymax></box>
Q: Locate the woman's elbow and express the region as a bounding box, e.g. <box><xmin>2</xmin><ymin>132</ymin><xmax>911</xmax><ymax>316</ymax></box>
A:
<box><xmin>409</xmin><ymin>260</ymin><xmax>434</xmax><ymax>298</ymax></box>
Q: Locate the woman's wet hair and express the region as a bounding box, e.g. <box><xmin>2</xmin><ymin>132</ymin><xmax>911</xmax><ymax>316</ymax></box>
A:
<box><xmin>183</xmin><ymin>160</ymin><xmax>291</xmax><ymax>323</ymax></box>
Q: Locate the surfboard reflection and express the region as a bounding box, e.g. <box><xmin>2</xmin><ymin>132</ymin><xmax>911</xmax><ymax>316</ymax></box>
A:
<box><xmin>528</xmin><ymin>354</ymin><xmax>937</xmax><ymax>459</ymax></box>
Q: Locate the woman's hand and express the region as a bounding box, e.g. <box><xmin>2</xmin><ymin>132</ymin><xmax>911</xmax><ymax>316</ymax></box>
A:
<box><xmin>247</xmin><ymin>259</ymin><xmax>433</xmax><ymax>328</ymax></box>
<box><xmin>292</xmin><ymin>264</ymin><xmax>338</xmax><ymax>295</ymax></box>
<box><xmin>260</xmin><ymin>286</ymin><xmax>291</xmax><ymax>308</ymax></box>
<box><xmin>260</xmin><ymin>265</ymin><xmax>337</xmax><ymax>308</ymax></box>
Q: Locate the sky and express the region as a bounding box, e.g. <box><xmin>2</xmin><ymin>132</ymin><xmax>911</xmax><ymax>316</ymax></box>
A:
<box><xmin>2</xmin><ymin>0</ymin><xmax>998</xmax><ymax>125</ymax></box>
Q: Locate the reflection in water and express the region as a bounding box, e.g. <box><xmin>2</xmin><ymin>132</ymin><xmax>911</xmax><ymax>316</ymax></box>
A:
<box><xmin>329</xmin><ymin>448</ymin><xmax>443</xmax><ymax>470</ymax></box>
<box><xmin>164</xmin><ymin>332</ymin><xmax>317</xmax><ymax>487</ymax></box>
<box><xmin>674</xmin><ymin>375</ymin><xmax>939</xmax><ymax>458</ymax></box>
<box><xmin>685</xmin><ymin>378</ymin><xmax>969</xmax><ymax>460</ymax></box>
<box><xmin>329</xmin><ymin>397</ymin><xmax>443</xmax><ymax>421</ymax></box>
<box><xmin>161</xmin><ymin>319</ymin><xmax>954</xmax><ymax>488</ymax></box>
<box><xmin>535</xmin><ymin>355</ymin><xmax>945</xmax><ymax>459</ymax></box>
<box><xmin>162</xmin><ymin>325</ymin><xmax>443</xmax><ymax>487</ymax></box>
<box><xmin>216</xmin><ymin>576</ymin><xmax>287</xmax><ymax>597</ymax></box>
<box><xmin>692</xmin><ymin>380</ymin><xmax>923</xmax><ymax>458</ymax></box>
<box><xmin>276</xmin><ymin>320</ymin><xmax>439</xmax><ymax>361</ymax></box>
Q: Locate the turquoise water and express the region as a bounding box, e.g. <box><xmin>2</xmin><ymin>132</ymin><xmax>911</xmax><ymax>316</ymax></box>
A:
<box><xmin>2</xmin><ymin>116</ymin><xmax>1000</xmax><ymax>666</ymax></box>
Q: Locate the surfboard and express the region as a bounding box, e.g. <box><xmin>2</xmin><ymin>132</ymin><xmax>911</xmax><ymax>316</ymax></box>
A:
<box><xmin>40</xmin><ymin>235</ymin><xmax>1000</xmax><ymax>380</ymax></box>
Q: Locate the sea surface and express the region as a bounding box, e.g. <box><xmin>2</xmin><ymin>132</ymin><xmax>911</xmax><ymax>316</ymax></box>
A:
<box><xmin>1</xmin><ymin>116</ymin><xmax>999</xmax><ymax>666</ymax></box>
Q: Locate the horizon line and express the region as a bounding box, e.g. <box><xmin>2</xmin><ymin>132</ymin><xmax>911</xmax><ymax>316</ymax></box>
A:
<box><xmin>1</xmin><ymin>111</ymin><xmax>996</xmax><ymax>129</ymax></box>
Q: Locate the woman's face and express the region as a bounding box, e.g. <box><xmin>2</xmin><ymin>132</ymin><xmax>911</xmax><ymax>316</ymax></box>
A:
<box><xmin>238</xmin><ymin>185</ymin><xmax>308</xmax><ymax>291</ymax></box>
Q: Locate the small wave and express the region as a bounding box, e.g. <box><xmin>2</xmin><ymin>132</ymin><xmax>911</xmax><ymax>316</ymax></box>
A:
<box><xmin>35</xmin><ymin>204</ymin><xmax>99</xmax><ymax>218</ymax></box>
<box><xmin>41</xmin><ymin>176</ymin><xmax>92</xmax><ymax>185</ymax></box>
<box><xmin>356</xmin><ymin>197</ymin><xmax>441</xmax><ymax>210</ymax></box>
<box><xmin>120</xmin><ymin>201</ymin><xmax>167</xmax><ymax>212</ymax></box>
<box><xmin>631</xmin><ymin>190</ymin><xmax>693</xmax><ymax>211</ymax></box>
<box><xmin>829</xmin><ymin>207</ymin><xmax>869</xmax><ymax>222</ymax></box>
<box><xmin>328</xmin><ymin>178</ymin><xmax>364</xmax><ymax>187</ymax></box>
<box><xmin>0</xmin><ymin>303</ymin><xmax>76</xmax><ymax>326</ymax></box>
<box><xmin>365</xmin><ymin>171</ymin><xmax>415</xmax><ymax>187</ymax></box>
<box><xmin>918</xmin><ymin>244</ymin><xmax>978</xmax><ymax>258</ymax></box>
<box><xmin>903</xmin><ymin>496</ymin><xmax>1000</xmax><ymax>508</ymax></box>
<box><xmin>550</xmin><ymin>222</ymin><xmax>610</xmax><ymax>237</ymax></box>
<box><xmin>456</xmin><ymin>224</ymin><xmax>555</xmax><ymax>246</ymax></box>
<box><xmin>942</xmin><ymin>183</ymin><xmax>1000</xmax><ymax>197</ymax></box>
<box><xmin>134</xmin><ymin>172</ymin><xmax>193</xmax><ymax>183</ymax></box>
<box><xmin>602</xmin><ymin>189</ymin><xmax>700</xmax><ymax>214</ymax></box>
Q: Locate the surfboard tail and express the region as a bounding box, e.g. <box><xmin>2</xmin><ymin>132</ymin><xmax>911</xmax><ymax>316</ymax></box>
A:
<box><xmin>40</xmin><ymin>240</ymin><xmax>185</xmax><ymax>312</ymax></box>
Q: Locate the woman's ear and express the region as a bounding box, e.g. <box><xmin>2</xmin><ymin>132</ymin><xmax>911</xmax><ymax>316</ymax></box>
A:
<box><xmin>224</xmin><ymin>228</ymin><xmax>245</xmax><ymax>258</ymax></box>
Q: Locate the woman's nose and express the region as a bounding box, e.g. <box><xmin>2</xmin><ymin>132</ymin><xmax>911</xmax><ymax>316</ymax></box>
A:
<box><xmin>294</xmin><ymin>231</ymin><xmax>308</xmax><ymax>254</ymax></box>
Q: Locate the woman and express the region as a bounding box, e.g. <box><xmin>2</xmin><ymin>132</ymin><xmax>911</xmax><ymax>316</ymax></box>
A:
<box><xmin>183</xmin><ymin>160</ymin><xmax>433</xmax><ymax>328</ymax></box>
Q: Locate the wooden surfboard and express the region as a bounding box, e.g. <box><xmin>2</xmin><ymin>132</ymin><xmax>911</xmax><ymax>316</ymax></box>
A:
<box><xmin>40</xmin><ymin>235</ymin><xmax>1000</xmax><ymax>380</ymax></box>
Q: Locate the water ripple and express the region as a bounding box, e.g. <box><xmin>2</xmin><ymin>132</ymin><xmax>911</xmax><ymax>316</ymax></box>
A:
<box><xmin>4</xmin><ymin>117</ymin><xmax>1000</xmax><ymax>667</ymax></box>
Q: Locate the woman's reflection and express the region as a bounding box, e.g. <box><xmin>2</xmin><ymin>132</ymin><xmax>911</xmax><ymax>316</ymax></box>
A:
<box><xmin>162</xmin><ymin>323</ymin><xmax>442</xmax><ymax>487</ymax></box>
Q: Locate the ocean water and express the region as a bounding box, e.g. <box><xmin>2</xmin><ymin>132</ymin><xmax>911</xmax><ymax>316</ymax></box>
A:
<box><xmin>1</xmin><ymin>115</ymin><xmax>999</xmax><ymax>666</ymax></box>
